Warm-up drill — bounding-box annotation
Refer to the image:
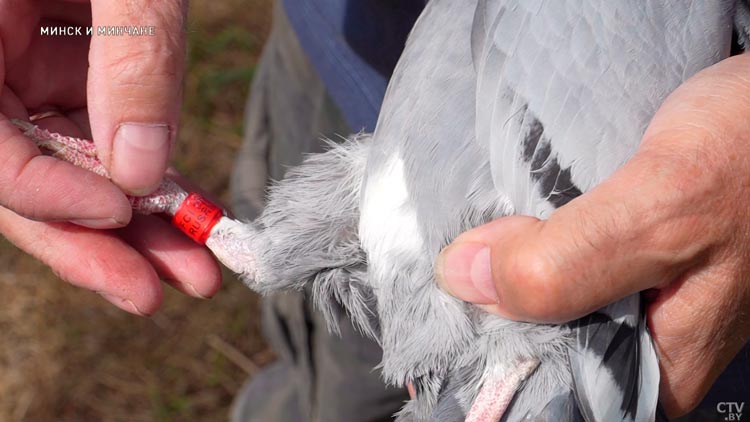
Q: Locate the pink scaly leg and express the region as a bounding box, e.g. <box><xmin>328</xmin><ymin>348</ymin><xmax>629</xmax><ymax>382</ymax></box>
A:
<box><xmin>12</xmin><ymin>119</ymin><xmax>187</xmax><ymax>215</ymax></box>
<box><xmin>11</xmin><ymin>119</ymin><xmax>259</xmax><ymax>276</ymax></box>
<box><xmin>466</xmin><ymin>358</ymin><xmax>540</xmax><ymax>422</ymax></box>
<box><xmin>12</xmin><ymin>119</ymin><xmax>109</xmax><ymax>177</ymax></box>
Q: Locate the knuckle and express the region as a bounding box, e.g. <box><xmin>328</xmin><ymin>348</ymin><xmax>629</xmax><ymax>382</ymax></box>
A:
<box><xmin>98</xmin><ymin>46</ymin><xmax>183</xmax><ymax>116</ymax></box>
<box><xmin>1</xmin><ymin>168</ymin><xmax>37</xmax><ymax>219</ymax></box>
<box><xmin>2</xmin><ymin>157</ymin><xmax>77</xmax><ymax>221</ymax></box>
<box><xmin>122</xmin><ymin>0</ymin><xmax>186</xmax><ymax>25</ymax></box>
<box><xmin>96</xmin><ymin>4</ymin><xmax>186</xmax><ymax>91</ymax></box>
<box><xmin>105</xmin><ymin>0</ymin><xmax>187</xmax><ymax>39</ymax></box>
<box><xmin>1</xmin><ymin>189</ymin><xmax>31</xmax><ymax>217</ymax></box>
<box><xmin>104</xmin><ymin>43</ymin><xmax>181</xmax><ymax>86</ymax></box>
<box><xmin>5</xmin><ymin>162</ymin><xmax>51</xmax><ymax>220</ymax></box>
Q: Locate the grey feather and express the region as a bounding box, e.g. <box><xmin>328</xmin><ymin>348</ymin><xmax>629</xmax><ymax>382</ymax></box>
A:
<box><xmin>569</xmin><ymin>296</ymin><xmax>658</xmax><ymax>422</ymax></box>
<box><xmin>232</xmin><ymin>1</ymin><xmax>747</xmax><ymax>421</ymax></box>
<box><xmin>735</xmin><ymin>0</ymin><xmax>750</xmax><ymax>48</ymax></box>
<box><xmin>522</xmin><ymin>390</ymin><xmax>584</xmax><ymax>422</ymax></box>
<box><xmin>244</xmin><ymin>135</ymin><xmax>379</xmax><ymax>339</ymax></box>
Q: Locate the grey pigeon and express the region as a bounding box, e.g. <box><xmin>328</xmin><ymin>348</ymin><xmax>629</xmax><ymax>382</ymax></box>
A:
<box><xmin>211</xmin><ymin>1</ymin><xmax>750</xmax><ymax>420</ymax></box>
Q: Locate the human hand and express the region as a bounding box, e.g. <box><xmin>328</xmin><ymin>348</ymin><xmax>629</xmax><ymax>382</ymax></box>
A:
<box><xmin>435</xmin><ymin>53</ymin><xmax>750</xmax><ymax>416</ymax></box>
<box><xmin>0</xmin><ymin>0</ymin><xmax>221</xmax><ymax>315</ymax></box>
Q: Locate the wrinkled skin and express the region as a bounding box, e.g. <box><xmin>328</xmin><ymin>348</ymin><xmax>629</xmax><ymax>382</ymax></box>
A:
<box><xmin>0</xmin><ymin>0</ymin><xmax>221</xmax><ymax>315</ymax></box>
<box><xmin>437</xmin><ymin>53</ymin><xmax>750</xmax><ymax>417</ymax></box>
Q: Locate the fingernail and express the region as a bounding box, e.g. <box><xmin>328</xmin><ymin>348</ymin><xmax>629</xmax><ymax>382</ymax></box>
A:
<box><xmin>435</xmin><ymin>242</ymin><xmax>498</xmax><ymax>304</ymax></box>
<box><xmin>186</xmin><ymin>281</ymin><xmax>212</xmax><ymax>299</ymax></box>
<box><xmin>162</xmin><ymin>279</ymin><xmax>215</xmax><ymax>299</ymax></box>
<box><xmin>112</xmin><ymin>123</ymin><xmax>170</xmax><ymax>195</ymax></box>
<box><xmin>99</xmin><ymin>292</ymin><xmax>148</xmax><ymax>316</ymax></box>
<box><xmin>71</xmin><ymin>217</ymin><xmax>125</xmax><ymax>229</ymax></box>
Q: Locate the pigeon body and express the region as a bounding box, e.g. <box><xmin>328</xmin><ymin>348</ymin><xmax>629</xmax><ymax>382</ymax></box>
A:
<box><xmin>231</xmin><ymin>1</ymin><xmax>750</xmax><ymax>421</ymax></box>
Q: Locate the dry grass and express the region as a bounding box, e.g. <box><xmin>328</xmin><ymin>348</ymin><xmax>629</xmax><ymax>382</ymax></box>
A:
<box><xmin>0</xmin><ymin>1</ymin><xmax>273</xmax><ymax>421</ymax></box>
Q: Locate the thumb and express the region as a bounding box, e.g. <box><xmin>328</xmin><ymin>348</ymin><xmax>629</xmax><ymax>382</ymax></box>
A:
<box><xmin>435</xmin><ymin>139</ymin><xmax>717</xmax><ymax>323</ymax></box>
<box><xmin>87</xmin><ymin>0</ymin><xmax>187</xmax><ymax>195</ymax></box>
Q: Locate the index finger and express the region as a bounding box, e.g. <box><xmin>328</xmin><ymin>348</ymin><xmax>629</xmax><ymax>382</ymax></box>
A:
<box><xmin>0</xmin><ymin>112</ymin><xmax>131</xmax><ymax>226</ymax></box>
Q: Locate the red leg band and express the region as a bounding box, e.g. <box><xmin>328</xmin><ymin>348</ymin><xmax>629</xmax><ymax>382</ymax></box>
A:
<box><xmin>172</xmin><ymin>193</ymin><xmax>224</xmax><ymax>244</ymax></box>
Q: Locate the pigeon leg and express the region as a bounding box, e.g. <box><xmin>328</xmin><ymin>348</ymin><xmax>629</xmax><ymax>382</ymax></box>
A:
<box><xmin>12</xmin><ymin>119</ymin><xmax>110</xmax><ymax>177</ymax></box>
<box><xmin>204</xmin><ymin>217</ymin><xmax>259</xmax><ymax>279</ymax></box>
<box><xmin>11</xmin><ymin>119</ymin><xmax>260</xmax><ymax>277</ymax></box>
<box><xmin>11</xmin><ymin>119</ymin><xmax>189</xmax><ymax>215</ymax></box>
<box><xmin>466</xmin><ymin>358</ymin><xmax>540</xmax><ymax>422</ymax></box>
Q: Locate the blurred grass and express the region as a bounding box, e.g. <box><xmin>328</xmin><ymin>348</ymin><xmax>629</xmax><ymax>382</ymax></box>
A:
<box><xmin>0</xmin><ymin>1</ymin><xmax>273</xmax><ymax>421</ymax></box>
